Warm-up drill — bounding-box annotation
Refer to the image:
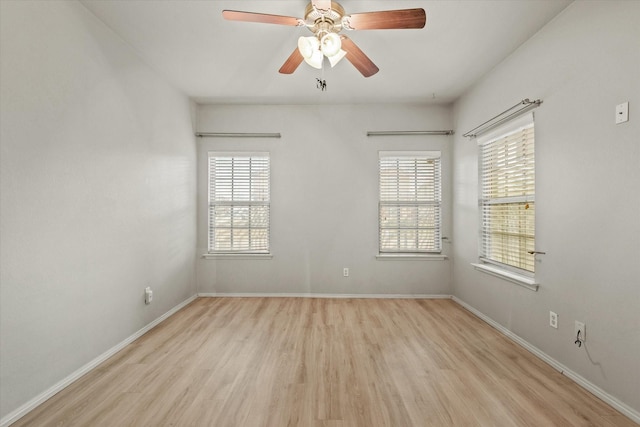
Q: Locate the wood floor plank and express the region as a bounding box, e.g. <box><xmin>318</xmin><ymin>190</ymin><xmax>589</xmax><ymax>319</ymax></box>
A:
<box><xmin>11</xmin><ymin>297</ymin><xmax>637</xmax><ymax>426</ymax></box>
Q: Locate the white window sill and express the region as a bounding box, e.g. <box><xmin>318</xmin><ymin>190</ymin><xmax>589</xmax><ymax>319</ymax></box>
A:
<box><xmin>471</xmin><ymin>263</ymin><xmax>538</xmax><ymax>291</ymax></box>
<box><xmin>202</xmin><ymin>253</ymin><xmax>273</xmax><ymax>260</ymax></box>
<box><xmin>377</xmin><ymin>254</ymin><xmax>447</xmax><ymax>261</ymax></box>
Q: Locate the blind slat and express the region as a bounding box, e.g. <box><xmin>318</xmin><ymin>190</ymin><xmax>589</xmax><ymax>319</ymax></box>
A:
<box><xmin>479</xmin><ymin>122</ymin><xmax>535</xmax><ymax>273</ymax></box>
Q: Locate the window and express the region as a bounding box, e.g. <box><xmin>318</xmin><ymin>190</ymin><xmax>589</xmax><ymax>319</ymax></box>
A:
<box><xmin>379</xmin><ymin>151</ymin><xmax>442</xmax><ymax>253</ymax></box>
<box><xmin>208</xmin><ymin>152</ymin><xmax>270</xmax><ymax>254</ymax></box>
<box><xmin>478</xmin><ymin>113</ymin><xmax>535</xmax><ymax>273</ymax></box>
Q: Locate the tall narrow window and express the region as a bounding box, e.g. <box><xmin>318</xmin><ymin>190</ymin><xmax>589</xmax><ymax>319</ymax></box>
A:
<box><xmin>478</xmin><ymin>114</ymin><xmax>535</xmax><ymax>273</ymax></box>
<box><xmin>379</xmin><ymin>151</ymin><xmax>442</xmax><ymax>253</ymax></box>
<box><xmin>208</xmin><ymin>152</ymin><xmax>270</xmax><ymax>254</ymax></box>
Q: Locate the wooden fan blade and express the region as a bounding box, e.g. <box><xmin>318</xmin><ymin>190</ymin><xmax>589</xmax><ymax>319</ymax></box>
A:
<box><xmin>340</xmin><ymin>36</ymin><xmax>379</xmax><ymax>78</ymax></box>
<box><xmin>345</xmin><ymin>8</ymin><xmax>426</xmax><ymax>30</ymax></box>
<box><xmin>222</xmin><ymin>10</ymin><xmax>303</xmax><ymax>26</ymax></box>
<box><xmin>279</xmin><ymin>48</ymin><xmax>304</xmax><ymax>74</ymax></box>
<box><xmin>312</xmin><ymin>0</ymin><xmax>331</xmax><ymax>12</ymax></box>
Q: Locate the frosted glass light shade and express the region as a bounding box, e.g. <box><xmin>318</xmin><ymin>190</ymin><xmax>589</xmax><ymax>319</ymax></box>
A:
<box><xmin>304</xmin><ymin>50</ymin><xmax>324</xmax><ymax>69</ymax></box>
<box><xmin>298</xmin><ymin>36</ymin><xmax>319</xmax><ymax>59</ymax></box>
<box><xmin>320</xmin><ymin>33</ymin><xmax>342</xmax><ymax>57</ymax></box>
<box><xmin>298</xmin><ymin>36</ymin><xmax>323</xmax><ymax>69</ymax></box>
<box><xmin>328</xmin><ymin>49</ymin><xmax>346</xmax><ymax>67</ymax></box>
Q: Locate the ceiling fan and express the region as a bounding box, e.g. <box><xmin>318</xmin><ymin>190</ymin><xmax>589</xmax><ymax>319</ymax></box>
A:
<box><xmin>222</xmin><ymin>0</ymin><xmax>426</xmax><ymax>77</ymax></box>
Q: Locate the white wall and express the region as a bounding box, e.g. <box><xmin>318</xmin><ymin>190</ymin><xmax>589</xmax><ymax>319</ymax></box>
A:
<box><xmin>452</xmin><ymin>0</ymin><xmax>640</xmax><ymax>415</ymax></box>
<box><xmin>196</xmin><ymin>104</ymin><xmax>452</xmax><ymax>295</ymax></box>
<box><xmin>0</xmin><ymin>1</ymin><xmax>197</xmax><ymax>419</ymax></box>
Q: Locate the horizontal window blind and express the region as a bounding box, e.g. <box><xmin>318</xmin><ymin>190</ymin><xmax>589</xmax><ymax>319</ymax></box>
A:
<box><xmin>208</xmin><ymin>153</ymin><xmax>270</xmax><ymax>253</ymax></box>
<box><xmin>479</xmin><ymin>117</ymin><xmax>535</xmax><ymax>272</ymax></box>
<box><xmin>379</xmin><ymin>152</ymin><xmax>441</xmax><ymax>253</ymax></box>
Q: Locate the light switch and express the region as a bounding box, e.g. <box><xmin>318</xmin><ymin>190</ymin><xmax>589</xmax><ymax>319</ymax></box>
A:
<box><xmin>616</xmin><ymin>102</ymin><xmax>629</xmax><ymax>124</ymax></box>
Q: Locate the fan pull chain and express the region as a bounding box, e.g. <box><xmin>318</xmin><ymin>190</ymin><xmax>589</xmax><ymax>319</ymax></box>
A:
<box><xmin>316</xmin><ymin>60</ymin><xmax>327</xmax><ymax>91</ymax></box>
<box><xmin>316</xmin><ymin>78</ymin><xmax>327</xmax><ymax>91</ymax></box>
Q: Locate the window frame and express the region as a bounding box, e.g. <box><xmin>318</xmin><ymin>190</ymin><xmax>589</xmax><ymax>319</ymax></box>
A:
<box><xmin>207</xmin><ymin>151</ymin><xmax>271</xmax><ymax>255</ymax></box>
<box><xmin>378</xmin><ymin>151</ymin><xmax>442</xmax><ymax>255</ymax></box>
<box><xmin>477</xmin><ymin>113</ymin><xmax>535</xmax><ymax>278</ymax></box>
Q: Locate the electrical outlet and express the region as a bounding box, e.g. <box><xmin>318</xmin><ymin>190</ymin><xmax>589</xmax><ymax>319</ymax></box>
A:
<box><xmin>575</xmin><ymin>321</ymin><xmax>586</xmax><ymax>342</ymax></box>
<box><xmin>549</xmin><ymin>311</ymin><xmax>558</xmax><ymax>329</ymax></box>
<box><xmin>343</xmin><ymin>268</ymin><xmax>349</xmax><ymax>277</ymax></box>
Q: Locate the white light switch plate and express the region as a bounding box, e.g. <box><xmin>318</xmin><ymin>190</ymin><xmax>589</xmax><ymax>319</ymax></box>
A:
<box><xmin>616</xmin><ymin>102</ymin><xmax>629</xmax><ymax>124</ymax></box>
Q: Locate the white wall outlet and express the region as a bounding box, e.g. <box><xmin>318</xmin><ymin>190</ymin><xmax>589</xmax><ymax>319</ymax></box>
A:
<box><xmin>549</xmin><ymin>311</ymin><xmax>558</xmax><ymax>329</ymax></box>
<box><xmin>343</xmin><ymin>267</ymin><xmax>349</xmax><ymax>277</ymax></box>
<box><xmin>144</xmin><ymin>287</ymin><xmax>153</xmax><ymax>305</ymax></box>
<box><xmin>575</xmin><ymin>321</ymin><xmax>586</xmax><ymax>342</ymax></box>
<box><xmin>616</xmin><ymin>102</ymin><xmax>629</xmax><ymax>124</ymax></box>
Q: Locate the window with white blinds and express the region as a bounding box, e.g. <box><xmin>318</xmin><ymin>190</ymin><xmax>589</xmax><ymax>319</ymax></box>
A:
<box><xmin>208</xmin><ymin>152</ymin><xmax>270</xmax><ymax>254</ymax></box>
<box><xmin>379</xmin><ymin>151</ymin><xmax>442</xmax><ymax>253</ymax></box>
<box><xmin>478</xmin><ymin>114</ymin><xmax>535</xmax><ymax>273</ymax></box>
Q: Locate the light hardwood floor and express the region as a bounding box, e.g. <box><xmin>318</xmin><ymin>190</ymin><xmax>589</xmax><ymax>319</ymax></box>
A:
<box><xmin>13</xmin><ymin>297</ymin><xmax>637</xmax><ymax>426</ymax></box>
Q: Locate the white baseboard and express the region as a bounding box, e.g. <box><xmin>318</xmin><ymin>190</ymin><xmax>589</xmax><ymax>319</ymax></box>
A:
<box><xmin>198</xmin><ymin>292</ymin><xmax>452</xmax><ymax>299</ymax></box>
<box><xmin>0</xmin><ymin>294</ymin><xmax>198</xmax><ymax>427</ymax></box>
<box><xmin>451</xmin><ymin>296</ymin><xmax>640</xmax><ymax>425</ymax></box>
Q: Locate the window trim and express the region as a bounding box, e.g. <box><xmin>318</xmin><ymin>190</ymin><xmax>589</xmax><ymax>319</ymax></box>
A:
<box><xmin>376</xmin><ymin>254</ymin><xmax>447</xmax><ymax>261</ymax></box>
<box><xmin>207</xmin><ymin>151</ymin><xmax>271</xmax><ymax>255</ymax></box>
<box><xmin>471</xmin><ymin>263</ymin><xmax>539</xmax><ymax>291</ymax></box>
<box><xmin>378</xmin><ymin>150</ymin><xmax>442</xmax><ymax>255</ymax></box>
<box><xmin>202</xmin><ymin>253</ymin><xmax>273</xmax><ymax>260</ymax></box>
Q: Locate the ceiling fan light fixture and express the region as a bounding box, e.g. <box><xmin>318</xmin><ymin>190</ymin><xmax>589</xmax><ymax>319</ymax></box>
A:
<box><xmin>297</xmin><ymin>36</ymin><xmax>320</xmax><ymax>59</ymax></box>
<box><xmin>304</xmin><ymin>49</ymin><xmax>324</xmax><ymax>69</ymax></box>
<box><xmin>328</xmin><ymin>48</ymin><xmax>346</xmax><ymax>67</ymax></box>
<box><xmin>320</xmin><ymin>32</ymin><xmax>342</xmax><ymax>57</ymax></box>
<box><xmin>298</xmin><ymin>36</ymin><xmax>323</xmax><ymax>69</ymax></box>
<box><xmin>304</xmin><ymin>51</ymin><xmax>324</xmax><ymax>70</ymax></box>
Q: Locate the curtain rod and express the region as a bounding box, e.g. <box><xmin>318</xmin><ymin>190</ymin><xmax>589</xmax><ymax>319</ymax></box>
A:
<box><xmin>463</xmin><ymin>98</ymin><xmax>542</xmax><ymax>138</ymax></box>
<box><xmin>196</xmin><ymin>132</ymin><xmax>281</xmax><ymax>138</ymax></box>
<box><xmin>367</xmin><ymin>130</ymin><xmax>454</xmax><ymax>136</ymax></box>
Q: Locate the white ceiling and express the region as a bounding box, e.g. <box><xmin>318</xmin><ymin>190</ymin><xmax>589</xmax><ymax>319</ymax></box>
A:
<box><xmin>81</xmin><ymin>0</ymin><xmax>572</xmax><ymax>105</ymax></box>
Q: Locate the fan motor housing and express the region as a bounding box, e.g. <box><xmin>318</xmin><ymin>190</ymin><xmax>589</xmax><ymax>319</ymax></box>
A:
<box><xmin>304</xmin><ymin>1</ymin><xmax>345</xmax><ymax>35</ymax></box>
